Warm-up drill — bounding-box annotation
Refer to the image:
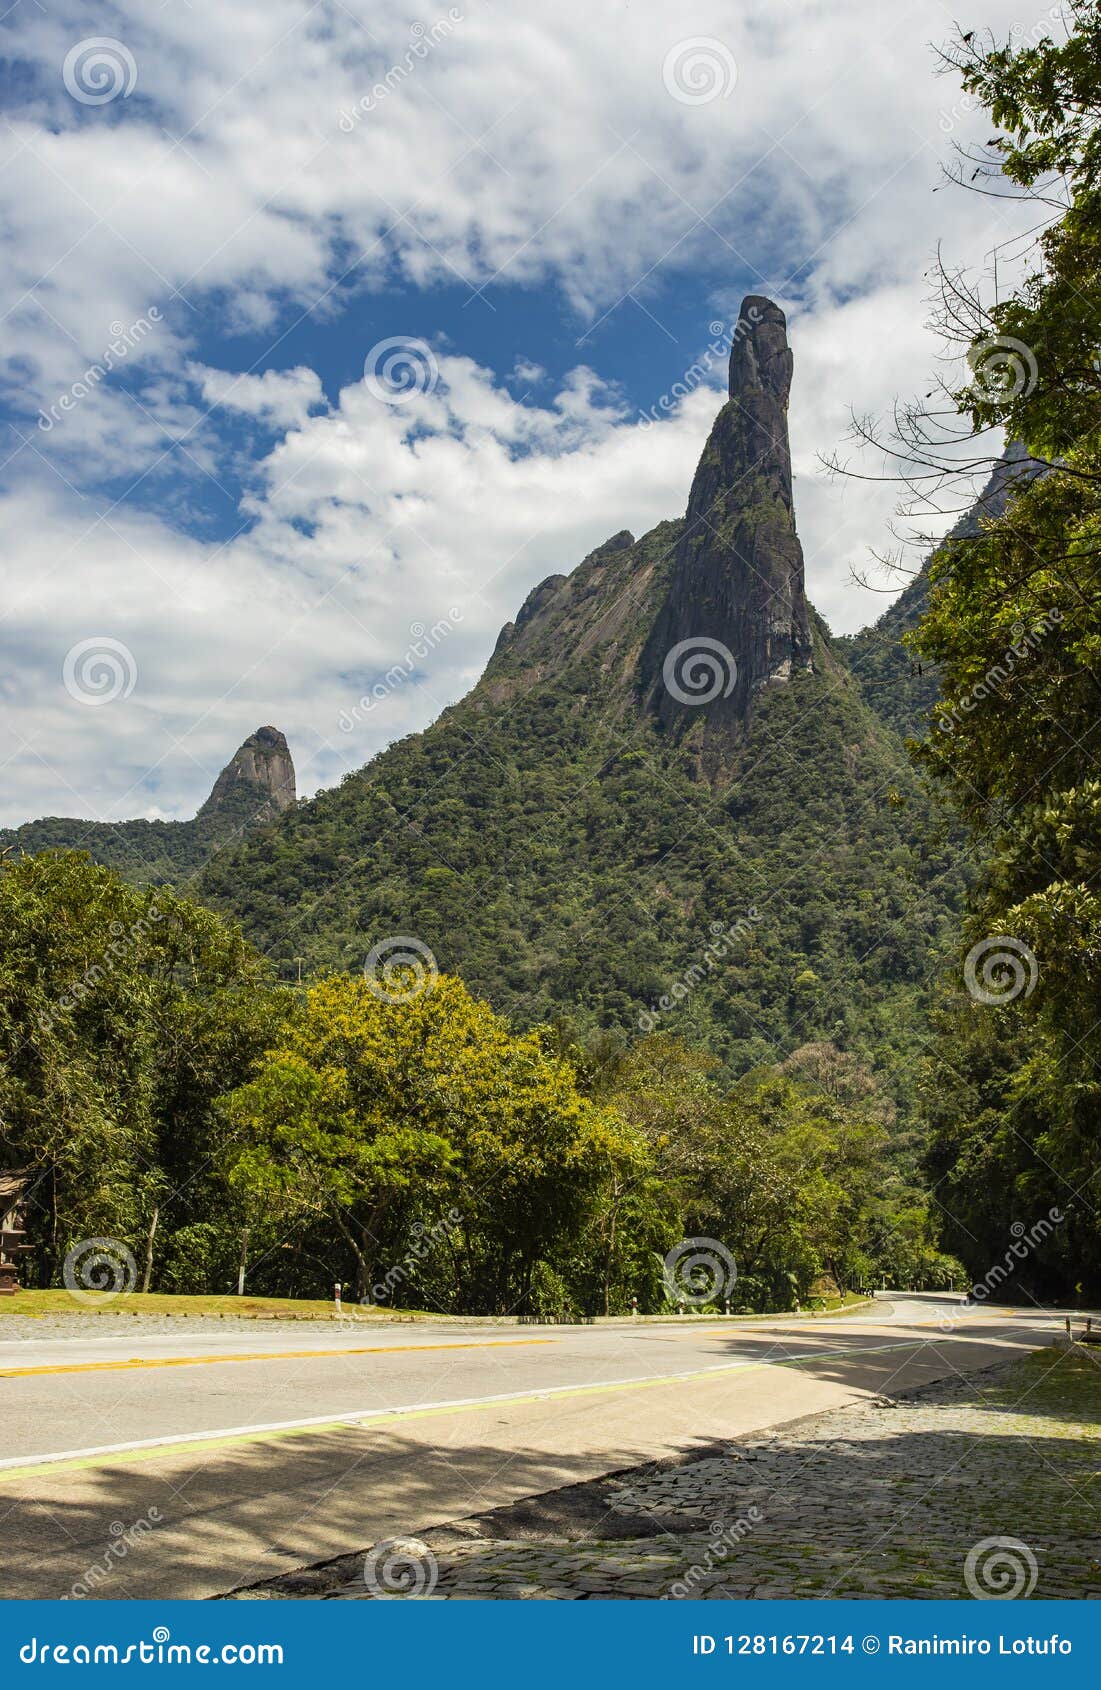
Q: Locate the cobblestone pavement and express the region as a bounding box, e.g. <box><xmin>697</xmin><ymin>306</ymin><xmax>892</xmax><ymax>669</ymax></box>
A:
<box><xmin>231</xmin><ymin>1348</ymin><xmax>1101</xmax><ymax>1601</ymax></box>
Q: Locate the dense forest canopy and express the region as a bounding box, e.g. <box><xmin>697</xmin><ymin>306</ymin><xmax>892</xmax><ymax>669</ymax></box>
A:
<box><xmin>0</xmin><ymin>852</ymin><xmax>957</xmax><ymax>1310</ymax></box>
<box><xmin>907</xmin><ymin>1</ymin><xmax>1101</xmax><ymax>1297</ymax></box>
<box><xmin>2</xmin><ymin>5</ymin><xmax>1100</xmax><ymax>1309</ymax></box>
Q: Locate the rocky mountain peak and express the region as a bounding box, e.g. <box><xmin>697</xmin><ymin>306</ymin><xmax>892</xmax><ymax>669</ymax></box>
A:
<box><xmin>728</xmin><ymin>294</ymin><xmax>794</xmax><ymax>409</ymax></box>
<box><xmin>643</xmin><ymin>295</ymin><xmax>814</xmax><ymax>766</ymax></box>
<box><xmin>199</xmin><ymin>725</ymin><xmax>296</xmax><ymax>819</ymax></box>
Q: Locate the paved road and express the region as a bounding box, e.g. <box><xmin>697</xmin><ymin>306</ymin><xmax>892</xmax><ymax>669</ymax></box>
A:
<box><xmin>0</xmin><ymin>1295</ymin><xmax>1066</xmax><ymax>1599</ymax></box>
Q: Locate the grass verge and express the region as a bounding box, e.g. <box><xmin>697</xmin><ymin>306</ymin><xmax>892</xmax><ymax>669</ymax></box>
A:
<box><xmin>0</xmin><ymin>1289</ymin><xmax>444</xmax><ymax>1321</ymax></box>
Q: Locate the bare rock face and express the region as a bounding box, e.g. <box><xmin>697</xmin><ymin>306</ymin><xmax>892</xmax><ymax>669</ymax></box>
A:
<box><xmin>644</xmin><ymin>296</ymin><xmax>814</xmax><ymax>759</ymax></box>
<box><xmin>492</xmin><ymin>532</ymin><xmax>638</xmax><ymax>658</ymax></box>
<box><xmin>199</xmin><ymin>725</ymin><xmax>296</xmax><ymax>819</ymax></box>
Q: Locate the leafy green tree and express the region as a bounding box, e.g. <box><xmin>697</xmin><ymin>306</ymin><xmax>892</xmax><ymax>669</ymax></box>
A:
<box><xmin>908</xmin><ymin>5</ymin><xmax>1101</xmax><ymax>1294</ymax></box>
<box><xmin>584</xmin><ymin>1035</ymin><xmax>951</xmax><ymax>1311</ymax></box>
<box><xmin>0</xmin><ymin>850</ymin><xmax>284</xmax><ymax>1287</ymax></box>
<box><xmin>0</xmin><ymin>856</ymin><xmax>967</xmax><ymax>1309</ymax></box>
<box><xmin>945</xmin><ymin>1</ymin><xmax>1101</xmax><ymax>460</ymax></box>
<box><xmin>221</xmin><ymin>972</ymin><xmax>626</xmax><ymax>1310</ymax></box>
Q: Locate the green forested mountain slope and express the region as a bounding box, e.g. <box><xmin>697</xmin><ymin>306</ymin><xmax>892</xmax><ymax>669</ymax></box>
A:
<box><xmin>5</xmin><ymin>302</ymin><xmax>979</xmax><ymax>1113</ymax></box>
<box><xmin>196</xmin><ymin>303</ymin><xmax>969</xmax><ymax>1105</ymax></box>
<box><xmin>201</xmin><ymin>587</ymin><xmax>961</xmax><ymax>1083</ymax></box>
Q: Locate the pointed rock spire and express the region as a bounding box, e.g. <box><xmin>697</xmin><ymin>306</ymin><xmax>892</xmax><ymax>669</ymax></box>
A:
<box><xmin>199</xmin><ymin>725</ymin><xmax>296</xmax><ymax>819</ymax></box>
<box><xmin>644</xmin><ymin>296</ymin><xmax>814</xmax><ymax>761</ymax></box>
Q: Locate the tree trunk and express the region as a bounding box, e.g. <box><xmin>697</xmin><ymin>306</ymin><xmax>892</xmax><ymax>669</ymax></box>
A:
<box><xmin>333</xmin><ymin>1218</ymin><xmax>368</xmax><ymax>1301</ymax></box>
<box><xmin>140</xmin><ymin>1207</ymin><xmax>159</xmax><ymax>1294</ymax></box>
<box><xmin>352</xmin><ymin>1246</ymin><xmax>368</xmax><ymax>1302</ymax></box>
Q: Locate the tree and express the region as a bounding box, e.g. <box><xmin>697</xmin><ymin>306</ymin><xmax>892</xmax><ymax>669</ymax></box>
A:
<box><xmin>904</xmin><ymin>4</ymin><xmax>1101</xmax><ymax>1295</ymax></box>
<box><xmin>586</xmin><ymin>1036</ymin><xmax>937</xmax><ymax>1311</ymax></box>
<box><xmin>0</xmin><ymin>850</ymin><xmax>284</xmax><ymax>1287</ymax></box>
<box><xmin>221</xmin><ymin>972</ymin><xmax>625</xmax><ymax>1311</ymax></box>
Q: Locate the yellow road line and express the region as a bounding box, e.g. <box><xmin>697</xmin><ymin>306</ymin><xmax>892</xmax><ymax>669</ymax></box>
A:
<box><xmin>0</xmin><ymin>1336</ymin><xmax>553</xmax><ymax>1380</ymax></box>
<box><xmin>0</xmin><ymin>1332</ymin><xmax>1033</xmax><ymax>1485</ymax></box>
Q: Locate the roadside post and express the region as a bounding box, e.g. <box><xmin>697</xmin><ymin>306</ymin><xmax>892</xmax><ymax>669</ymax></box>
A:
<box><xmin>0</xmin><ymin>1170</ymin><xmax>30</xmax><ymax>1295</ymax></box>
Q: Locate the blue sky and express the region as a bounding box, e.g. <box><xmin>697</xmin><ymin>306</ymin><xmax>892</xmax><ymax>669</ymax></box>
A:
<box><xmin>35</xmin><ymin>265</ymin><xmax>751</xmax><ymax>541</ymax></box>
<box><xmin>0</xmin><ymin>0</ymin><xmax>1037</xmax><ymax>825</ymax></box>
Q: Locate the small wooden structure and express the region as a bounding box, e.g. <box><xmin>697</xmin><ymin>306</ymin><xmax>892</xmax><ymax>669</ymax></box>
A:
<box><xmin>0</xmin><ymin>1170</ymin><xmax>31</xmax><ymax>1295</ymax></box>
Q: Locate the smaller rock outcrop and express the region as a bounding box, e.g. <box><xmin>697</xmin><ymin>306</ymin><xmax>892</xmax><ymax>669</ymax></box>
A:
<box><xmin>199</xmin><ymin>726</ymin><xmax>296</xmax><ymax>819</ymax></box>
<box><xmin>0</xmin><ymin>725</ymin><xmax>297</xmax><ymax>884</ymax></box>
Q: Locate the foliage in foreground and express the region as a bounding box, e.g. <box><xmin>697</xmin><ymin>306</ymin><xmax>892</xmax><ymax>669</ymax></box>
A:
<box><xmin>0</xmin><ymin>853</ymin><xmax>961</xmax><ymax>1312</ymax></box>
<box><xmin>907</xmin><ymin>1</ymin><xmax>1101</xmax><ymax>1295</ymax></box>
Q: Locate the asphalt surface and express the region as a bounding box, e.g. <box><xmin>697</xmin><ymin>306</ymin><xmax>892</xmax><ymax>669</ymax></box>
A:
<box><xmin>0</xmin><ymin>1294</ymin><xmax>1068</xmax><ymax>1598</ymax></box>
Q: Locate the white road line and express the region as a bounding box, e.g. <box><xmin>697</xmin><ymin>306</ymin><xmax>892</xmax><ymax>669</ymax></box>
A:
<box><xmin>0</xmin><ymin>1333</ymin><xmax>1027</xmax><ymax>1473</ymax></box>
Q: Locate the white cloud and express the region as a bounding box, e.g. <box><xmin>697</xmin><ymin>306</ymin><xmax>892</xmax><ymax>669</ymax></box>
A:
<box><xmin>0</xmin><ymin>0</ymin><xmax>1045</xmax><ymax>825</ymax></box>
<box><xmin>4</xmin><ymin>0</ymin><xmax>1034</xmax><ymax>404</ymax></box>
<box><xmin>194</xmin><ymin>364</ymin><xmax>326</xmax><ymax>431</ymax></box>
<box><xmin>0</xmin><ymin>357</ymin><xmax>714</xmax><ymax>826</ymax></box>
